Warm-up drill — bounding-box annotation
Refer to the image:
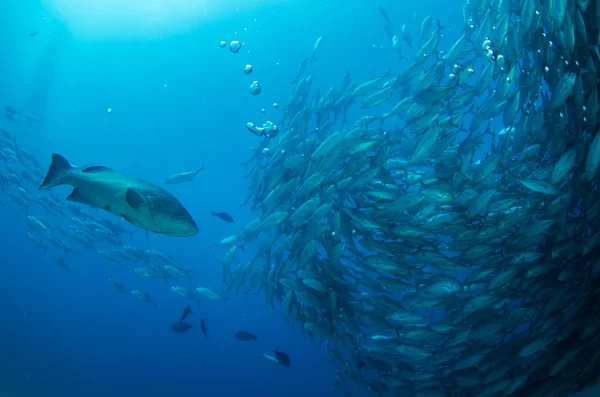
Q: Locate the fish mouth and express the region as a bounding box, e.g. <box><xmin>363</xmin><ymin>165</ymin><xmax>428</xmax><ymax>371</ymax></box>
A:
<box><xmin>149</xmin><ymin>200</ymin><xmax>198</xmax><ymax>236</ymax></box>
<box><xmin>157</xmin><ymin>219</ymin><xmax>199</xmax><ymax>237</ymax></box>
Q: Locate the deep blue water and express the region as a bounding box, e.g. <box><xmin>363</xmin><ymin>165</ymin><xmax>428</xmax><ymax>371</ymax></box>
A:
<box><xmin>0</xmin><ymin>1</ymin><xmax>460</xmax><ymax>396</ymax></box>
<box><xmin>4</xmin><ymin>1</ymin><xmax>598</xmax><ymax>397</ymax></box>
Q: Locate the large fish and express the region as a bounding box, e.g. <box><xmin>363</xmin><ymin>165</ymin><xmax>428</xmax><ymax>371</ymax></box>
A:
<box><xmin>38</xmin><ymin>153</ymin><xmax>198</xmax><ymax>237</ymax></box>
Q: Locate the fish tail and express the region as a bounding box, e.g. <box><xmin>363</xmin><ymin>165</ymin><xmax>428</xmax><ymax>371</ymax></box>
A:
<box><xmin>436</xmin><ymin>18</ymin><xmax>446</xmax><ymax>31</ymax></box>
<box><xmin>39</xmin><ymin>153</ymin><xmax>74</xmax><ymax>190</ymax></box>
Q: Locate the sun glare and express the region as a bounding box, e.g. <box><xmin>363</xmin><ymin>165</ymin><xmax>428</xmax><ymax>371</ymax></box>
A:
<box><xmin>42</xmin><ymin>0</ymin><xmax>217</xmax><ymax>38</ymax></box>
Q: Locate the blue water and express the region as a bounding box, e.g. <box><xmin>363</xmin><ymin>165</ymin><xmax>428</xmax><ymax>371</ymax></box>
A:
<box><xmin>10</xmin><ymin>1</ymin><xmax>598</xmax><ymax>397</ymax></box>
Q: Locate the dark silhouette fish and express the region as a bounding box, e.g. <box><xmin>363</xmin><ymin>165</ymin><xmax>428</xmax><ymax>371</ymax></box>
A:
<box><xmin>28</xmin><ymin>32</ymin><xmax>38</xmax><ymax>37</ymax></box>
<box><xmin>211</xmin><ymin>211</ymin><xmax>234</xmax><ymax>223</ymax></box>
<box><xmin>274</xmin><ymin>347</ymin><xmax>290</xmax><ymax>367</ymax></box>
<box><xmin>234</xmin><ymin>331</ymin><xmax>258</xmax><ymax>341</ymax></box>
<box><xmin>180</xmin><ymin>305</ymin><xmax>193</xmax><ymax>322</ymax></box>
<box><xmin>4</xmin><ymin>113</ymin><xmax>14</xmax><ymax>122</ymax></box>
<box><xmin>4</xmin><ymin>106</ymin><xmax>19</xmax><ymax>115</ymax></box>
<box><xmin>377</xmin><ymin>6</ymin><xmax>391</xmax><ymax>25</ymax></box>
<box><xmin>200</xmin><ymin>318</ymin><xmax>207</xmax><ymax>339</ymax></box>
<box><xmin>171</xmin><ymin>321</ymin><xmax>192</xmax><ymax>334</ymax></box>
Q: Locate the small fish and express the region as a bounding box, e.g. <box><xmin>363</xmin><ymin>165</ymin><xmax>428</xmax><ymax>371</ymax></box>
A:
<box><xmin>200</xmin><ymin>318</ymin><xmax>207</xmax><ymax>339</ymax></box>
<box><xmin>171</xmin><ymin>321</ymin><xmax>193</xmax><ymax>334</ymax></box>
<box><xmin>25</xmin><ymin>114</ymin><xmax>41</xmax><ymax>122</ymax></box>
<box><xmin>211</xmin><ymin>211</ymin><xmax>234</xmax><ymax>223</ymax></box>
<box><xmin>292</xmin><ymin>57</ymin><xmax>308</xmax><ymax>84</ymax></box>
<box><xmin>378</xmin><ymin>6</ymin><xmax>391</xmax><ymax>25</ymax></box>
<box><xmin>28</xmin><ymin>32</ymin><xmax>38</xmax><ymax>37</ymax></box>
<box><xmin>195</xmin><ymin>287</ymin><xmax>221</xmax><ymax>300</ymax></box>
<box><xmin>4</xmin><ymin>106</ymin><xmax>19</xmax><ymax>115</ymax></box>
<box><xmin>4</xmin><ymin>113</ymin><xmax>15</xmax><ymax>122</ymax></box>
<box><xmin>519</xmin><ymin>179</ymin><xmax>560</xmax><ymax>195</ymax></box>
<box><xmin>180</xmin><ymin>305</ymin><xmax>193</xmax><ymax>322</ymax></box>
<box><xmin>131</xmin><ymin>290</ymin><xmax>156</xmax><ymax>307</ymax></box>
<box><xmin>165</xmin><ymin>162</ymin><xmax>206</xmax><ymax>184</ymax></box>
<box><xmin>311</xmin><ymin>37</ymin><xmax>323</xmax><ymax>62</ymax></box>
<box><xmin>108</xmin><ymin>279</ymin><xmax>127</xmax><ymax>294</ymax></box>
<box><xmin>401</xmin><ymin>24</ymin><xmax>413</xmax><ymax>48</ymax></box>
<box><xmin>273</xmin><ymin>347</ymin><xmax>290</xmax><ymax>367</ymax></box>
<box><xmin>234</xmin><ymin>331</ymin><xmax>258</xmax><ymax>341</ymax></box>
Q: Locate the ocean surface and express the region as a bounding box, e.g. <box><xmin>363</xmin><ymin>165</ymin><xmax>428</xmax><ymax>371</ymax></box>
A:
<box><xmin>1</xmin><ymin>0</ymin><xmax>599</xmax><ymax>396</ymax></box>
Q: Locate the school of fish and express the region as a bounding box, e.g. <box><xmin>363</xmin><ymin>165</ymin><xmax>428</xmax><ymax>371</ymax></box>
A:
<box><xmin>216</xmin><ymin>0</ymin><xmax>600</xmax><ymax>396</ymax></box>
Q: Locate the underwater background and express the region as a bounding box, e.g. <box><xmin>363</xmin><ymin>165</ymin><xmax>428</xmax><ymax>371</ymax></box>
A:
<box><xmin>2</xmin><ymin>0</ymin><xmax>600</xmax><ymax>396</ymax></box>
<box><xmin>1</xmin><ymin>1</ymin><xmax>385</xmax><ymax>396</ymax></box>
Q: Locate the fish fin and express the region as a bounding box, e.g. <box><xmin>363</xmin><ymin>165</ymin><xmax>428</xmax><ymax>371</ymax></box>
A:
<box><xmin>39</xmin><ymin>153</ymin><xmax>74</xmax><ymax>190</ymax></box>
<box><xmin>66</xmin><ymin>188</ymin><xmax>92</xmax><ymax>205</ymax></box>
<box><xmin>120</xmin><ymin>213</ymin><xmax>137</xmax><ymax>225</ymax></box>
<box><xmin>125</xmin><ymin>188</ymin><xmax>145</xmax><ymax>210</ymax></box>
<box><xmin>82</xmin><ymin>166</ymin><xmax>113</xmax><ymax>173</ymax></box>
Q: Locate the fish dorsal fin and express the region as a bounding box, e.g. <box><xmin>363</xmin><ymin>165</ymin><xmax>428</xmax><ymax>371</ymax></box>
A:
<box><xmin>125</xmin><ymin>188</ymin><xmax>145</xmax><ymax>210</ymax></box>
<box><xmin>82</xmin><ymin>166</ymin><xmax>113</xmax><ymax>173</ymax></box>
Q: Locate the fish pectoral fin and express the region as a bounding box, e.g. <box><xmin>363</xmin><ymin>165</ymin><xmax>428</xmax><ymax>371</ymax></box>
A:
<box><xmin>125</xmin><ymin>188</ymin><xmax>145</xmax><ymax>210</ymax></box>
<box><xmin>120</xmin><ymin>213</ymin><xmax>137</xmax><ymax>225</ymax></box>
<box><xmin>66</xmin><ymin>188</ymin><xmax>93</xmax><ymax>205</ymax></box>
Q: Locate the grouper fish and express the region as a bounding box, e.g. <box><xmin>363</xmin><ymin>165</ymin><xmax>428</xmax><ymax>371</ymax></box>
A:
<box><xmin>38</xmin><ymin>153</ymin><xmax>199</xmax><ymax>237</ymax></box>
